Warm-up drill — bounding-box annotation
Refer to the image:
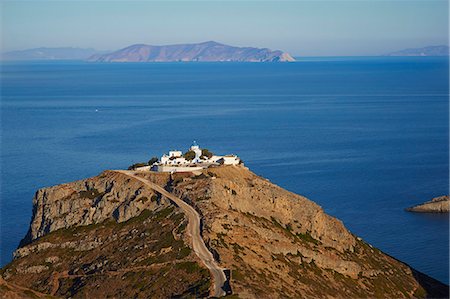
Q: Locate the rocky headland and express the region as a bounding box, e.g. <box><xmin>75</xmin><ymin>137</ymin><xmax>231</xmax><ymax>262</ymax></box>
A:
<box><xmin>87</xmin><ymin>41</ymin><xmax>295</xmax><ymax>62</ymax></box>
<box><xmin>1</xmin><ymin>165</ymin><xmax>448</xmax><ymax>298</ymax></box>
<box><xmin>406</xmin><ymin>195</ymin><xmax>449</xmax><ymax>213</ymax></box>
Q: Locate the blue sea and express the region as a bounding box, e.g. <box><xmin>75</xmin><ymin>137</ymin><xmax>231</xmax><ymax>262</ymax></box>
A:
<box><xmin>1</xmin><ymin>57</ymin><xmax>449</xmax><ymax>284</ymax></box>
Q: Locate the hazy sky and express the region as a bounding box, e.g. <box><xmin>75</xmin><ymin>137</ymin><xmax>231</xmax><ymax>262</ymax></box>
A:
<box><xmin>1</xmin><ymin>0</ymin><xmax>448</xmax><ymax>56</ymax></box>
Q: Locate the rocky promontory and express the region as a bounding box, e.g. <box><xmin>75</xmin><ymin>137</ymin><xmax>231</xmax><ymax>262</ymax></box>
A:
<box><xmin>1</xmin><ymin>166</ymin><xmax>448</xmax><ymax>298</ymax></box>
<box><xmin>406</xmin><ymin>195</ymin><xmax>449</xmax><ymax>213</ymax></box>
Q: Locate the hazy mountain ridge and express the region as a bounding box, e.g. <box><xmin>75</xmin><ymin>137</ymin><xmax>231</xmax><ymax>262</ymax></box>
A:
<box><xmin>1</xmin><ymin>166</ymin><xmax>448</xmax><ymax>298</ymax></box>
<box><xmin>2</xmin><ymin>47</ymin><xmax>106</xmax><ymax>61</ymax></box>
<box><xmin>87</xmin><ymin>41</ymin><xmax>296</xmax><ymax>62</ymax></box>
<box><xmin>384</xmin><ymin>45</ymin><xmax>449</xmax><ymax>56</ymax></box>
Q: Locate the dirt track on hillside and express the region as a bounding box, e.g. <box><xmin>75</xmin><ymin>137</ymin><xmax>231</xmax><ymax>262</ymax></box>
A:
<box><xmin>115</xmin><ymin>170</ymin><xmax>226</xmax><ymax>297</ymax></box>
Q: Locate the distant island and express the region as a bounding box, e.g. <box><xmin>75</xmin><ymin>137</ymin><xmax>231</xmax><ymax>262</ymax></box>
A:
<box><xmin>2</xmin><ymin>42</ymin><xmax>295</xmax><ymax>62</ymax></box>
<box><xmin>1</xmin><ymin>47</ymin><xmax>103</xmax><ymax>61</ymax></box>
<box><xmin>384</xmin><ymin>45</ymin><xmax>449</xmax><ymax>56</ymax></box>
<box><xmin>87</xmin><ymin>41</ymin><xmax>295</xmax><ymax>62</ymax></box>
<box><xmin>406</xmin><ymin>195</ymin><xmax>449</xmax><ymax>213</ymax></box>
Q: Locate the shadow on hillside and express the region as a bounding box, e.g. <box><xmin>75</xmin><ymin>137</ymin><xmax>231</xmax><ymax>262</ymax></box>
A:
<box><xmin>412</xmin><ymin>269</ymin><xmax>449</xmax><ymax>299</ymax></box>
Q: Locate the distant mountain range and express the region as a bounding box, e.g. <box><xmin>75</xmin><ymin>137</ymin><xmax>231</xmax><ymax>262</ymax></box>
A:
<box><xmin>1</xmin><ymin>47</ymin><xmax>104</xmax><ymax>61</ymax></box>
<box><xmin>384</xmin><ymin>45</ymin><xmax>449</xmax><ymax>56</ymax></box>
<box><xmin>87</xmin><ymin>41</ymin><xmax>295</xmax><ymax>62</ymax></box>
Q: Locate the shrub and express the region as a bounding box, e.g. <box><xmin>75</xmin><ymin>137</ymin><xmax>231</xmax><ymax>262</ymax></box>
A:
<box><xmin>183</xmin><ymin>150</ymin><xmax>196</xmax><ymax>161</ymax></box>
<box><xmin>80</xmin><ymin>189</ymin><xmax>104</xmax><ymax>199</ymax></box>
<box><xmin>177</xmin><ymin>247</ymin><xmax>191</xmax><ymax>259</ymax></box>
<box><xmin>286</xmin><ymin>223</ymin><xmax>293</xmax><ymax>232</ymax></box>
<box><xmin>201</xmin><ymin>149</ymin><xmax>213</xmax><ymax>159</ymax></box>
<box><xmin>128</xmin><ymin>162</ymin><xmax>147</xmax><ymax>170</ymax></box>
<box><xmin>296</xmin><ymin>231</ymin><xmax>320</xmax><ymax>245</ymax></box>
<box><xmin>175</xmin><ymin>261</ymin><xmax>201</xmax><ymax>274</ymax></box>
<box><xmin>232</xmin><ymin>269</ymin><xmax>245</xmax><ymax>281</ymax></box>
<box><xmin>148</xmin><ymin>157</ymin><xmax>158</xmax><ymax>165</ymax></box>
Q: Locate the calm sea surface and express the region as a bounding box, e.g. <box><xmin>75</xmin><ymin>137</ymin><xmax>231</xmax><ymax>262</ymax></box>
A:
<box><xmin>1</xmin><ymin>57</ymin><xmax>449</xmax><ymax>283</ymax></box>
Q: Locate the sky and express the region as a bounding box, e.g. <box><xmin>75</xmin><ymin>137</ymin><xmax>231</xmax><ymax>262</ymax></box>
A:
<box><xmin>1</xmin><ymin>0</ymin><xmax>449</xmax><ymax>56</ymax></box>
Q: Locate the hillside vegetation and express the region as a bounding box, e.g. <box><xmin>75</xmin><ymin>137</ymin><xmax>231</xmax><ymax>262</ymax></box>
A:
<box><xmin>1</xmin><ymin>166</ymin><xmax>448</xmax><ymax>298</ymax></box>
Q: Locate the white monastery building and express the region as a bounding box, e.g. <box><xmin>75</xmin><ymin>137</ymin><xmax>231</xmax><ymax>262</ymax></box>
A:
<box><xmin>147</xmin><ymin>141</ymin><xmax>241</xmax><ymax>173</ymax></box>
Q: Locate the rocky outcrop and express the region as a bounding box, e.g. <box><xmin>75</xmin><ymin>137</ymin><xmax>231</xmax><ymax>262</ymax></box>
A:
<box><xmin>20</xmin><ymin>170</ymin><xmax>171</xmax><ymax>245</ymax></box>
<box><xmin>2</xmin><ymin>165</ymin><xmax>449</xmax><ymax>298</ymax></box>
<box><xmin>169</xmin><ymin>166</ymin><xmax>450</xmax><ymax>298</ymax></box>
<box><xmin>406</xmin><ymin>195</ymin><xmax>449</xmax><ymax>213</ymax></box>
<box><xmin>88</xmin><ymin>41</ymin><xmax>296</xmax><ymax>62</ymax></box>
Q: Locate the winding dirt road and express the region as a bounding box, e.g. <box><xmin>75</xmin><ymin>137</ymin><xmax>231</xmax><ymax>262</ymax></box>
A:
<box><xmin>115</xmin><ymin>170</ymin><xmax>227</xmax><ymax>297</ymax></box>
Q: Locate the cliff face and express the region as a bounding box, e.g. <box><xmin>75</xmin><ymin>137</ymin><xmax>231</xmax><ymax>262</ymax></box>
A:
<box><xmin>169</xmin><ymin>166</ymin><xmax>447</xmax><ymax>298</ymax></box>
<box><xmin>1</xmin><ymin>166</ymin><xmax>448</xmax><ymax>298</ymax></box>
<box><xmin>88</xmin><ymin>41</ymin><xmax>296</xmax><ymax>62</ymax></box>
<box><xmin>21</xmin><ymin>170</ymin><xmax>171</xmax><ymax>246</ymax></box>
<box><xmin>406</xmin><ymin>195</ymin><xmax>449</xmax><ymax>213</ymax></box>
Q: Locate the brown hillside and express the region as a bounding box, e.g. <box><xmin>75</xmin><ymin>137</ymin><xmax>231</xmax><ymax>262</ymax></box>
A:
<box><xmin>1</xmin><ymin>166</ymin><xmax>448</xmax><ymax>298</ymax></box>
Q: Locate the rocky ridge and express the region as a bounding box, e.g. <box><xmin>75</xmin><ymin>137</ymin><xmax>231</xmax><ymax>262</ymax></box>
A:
<box><xmin>19</xmin><ymin>171</ymin><xmax>171</xmax><ymax>246</ymax></box>
<box><xmin>1</xmin><ymin>166</ymin><xmax>448</xmax><ymax>298</ymax></box>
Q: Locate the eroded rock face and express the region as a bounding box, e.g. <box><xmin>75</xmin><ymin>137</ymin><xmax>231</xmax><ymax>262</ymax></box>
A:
<box><xmin>406</xmin><ymin>195</ymin><xmax>449</xmax><ymax>213</ymax></box>
<box><xmin>207</xmin><ymin>168</ymin><xmax>355</xmax><ymax>252</ymax></box>
<box><xmin>22</xmin><ymin>171</ymin><xmax>171</xmax><ymax>245</ymax></box>
<box><xmin>170</xmin><ymin>166</ymin><xmax>448</xmax><ymax>298</ymax></box>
